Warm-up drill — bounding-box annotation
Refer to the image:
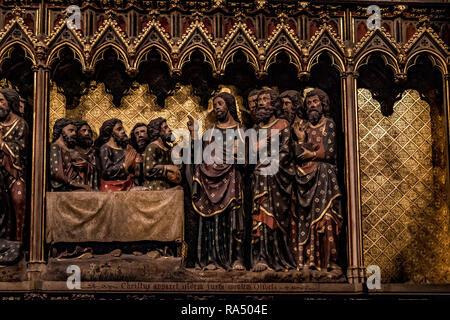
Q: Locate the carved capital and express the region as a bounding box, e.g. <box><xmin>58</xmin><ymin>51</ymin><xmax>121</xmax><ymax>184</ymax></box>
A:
<box><xmin>341</xmin><ymin>70</ymin><xmax>358</xmax><ymax>79</ymax></box>
<box><xmin>344</xmin><ymin>40</ymin><xmax>354</xmax><ymax>58</ymax></box>
<box><xmin>128</xmin><ymin>47</ymin><xmax>136</xmax><ymax>59</ymax></box>
<box><xmin>31</xmin><ymin>63</ymin><xmax>50</xmax><ymax>72</ymax></box>
<box><xmin>171</xmin><ymin>51</ymin><xmax>180</xmax><ymax>65</ymax></box>
<box><xmin>345</xmin><ymin>58</ymin><xmax>355</xmax><ymax>70</ymax></box>
<box><xmin>170</xmin><ymin>0</ymin><xmax>181</xmax><ymax>8</ymax></box>
<box><xmin>397</xmin><ymin>47</ymin><xmax>408</xmax><ymax>68</ymax></box>
<box><xmin>34</xmin><ymin>41</ymin><xmax>48</xmax><ymax>63</ymax></box>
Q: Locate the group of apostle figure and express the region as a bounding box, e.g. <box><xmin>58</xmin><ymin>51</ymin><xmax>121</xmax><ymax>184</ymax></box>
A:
<box><xmin>191</xmin><ymin>88</ymin><xmax>343</xmax><ymax>277</ymax></box>
<box><xmin>49</xmin><ymin>117</ymin><xmax>181</xmax><ymax>193</ymax></box>
<box><xmin>47</xmin><ymin>87</ymin><xmax>343</xmax><ymax>277</ymax></box>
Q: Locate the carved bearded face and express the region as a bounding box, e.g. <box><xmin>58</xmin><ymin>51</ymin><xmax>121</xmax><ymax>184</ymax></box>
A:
<box><xmin>77</xmin><ymin>124</ymin><xmax>94</xmax><ymax>149</ymax></box>
<box><xmin>255</xmin><ymin>93</ymin><xmax>274</xmax><ymax>124</ymax></box>
<box><xmin>258</xmin><ymin>93</ymin><xmax>271</xmax><ymax>110</ymax></box>
<box><xmin>160</xmin><ymin>121</ymin><xmax>173</xmax><ymax>144</ymax></box>
<box><xmin>62</xmin><ymin>124</ymin><xmax>77</xmax><ymax>149</ymax></box>
<box><xmin>213</xmin><ymin>96</ymin><xmax>229</xmax><ymax>122</ymax></box>
<box><xmin>133</xmin><ymin>125</ymin><xmax>150</xmax><ymax>152</ymax></box>
<box><xmin>0</xmin><ymin>93</ymin><xmax>11</xmax><ymax>121</ymax></box>
<box><xmin>112</xmin><ymin>121</ymin><xmax>129</xmax><ymax>149</ymax></box>
<box><xmin>282</xmin><ymin>97</ymin><xmax>295</xmax><ymax>123</ymax></box>
<box><xmin>305</xmin><ymin>94</ymin><xmax>323</xmax><ymax>125</ymax></box>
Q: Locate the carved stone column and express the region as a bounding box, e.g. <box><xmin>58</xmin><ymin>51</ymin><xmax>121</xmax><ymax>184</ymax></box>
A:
<box><xmin>341</xmin><ymin>66</ymin><xmax>365</xmax><ymax>286</ymax></box>
<box><xmin>28</xmin><ymin>44</ymin><xmax>49</xmax><ymax>282</ymax></box>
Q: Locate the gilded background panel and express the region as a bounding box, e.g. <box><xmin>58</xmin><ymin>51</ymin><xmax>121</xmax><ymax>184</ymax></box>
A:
<box><xmin>358</xmin><ymin>88</ymin><xmax>449</xmax><ymax>283</ymax></box>
<box><xmin>49</xmin><ymin>82</ymin><xmax>218</xmax><ymax>139</ymax></box>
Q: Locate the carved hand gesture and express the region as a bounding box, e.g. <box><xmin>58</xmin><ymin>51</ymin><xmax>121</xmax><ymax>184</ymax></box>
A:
<box><xmin>167</xmin><ymin>166</ymin><xmax>182</xmax><ymax>184</ymax></box>
<box><xmin>293</xmin><ymin>121</ymin><xmax>306</xmax><ymax>143</ymax></box>
<box><xmin>124</xmin><ymin>146</ymin><xmax>137</xmax><ymax>169</ymax></box>
<box><xmin>73</xmin><ymin>158</ymin><xmax>89</xmax><ymax>169</ymax></box>
<box><xmin>299</xmin><ymin>149</ymin><xmax>316</xmax><ymax>161</ymax></box>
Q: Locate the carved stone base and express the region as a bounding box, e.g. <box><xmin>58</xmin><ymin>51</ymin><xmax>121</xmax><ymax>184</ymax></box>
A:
<box><xmin>2</xmin><ymin>254</ymin><xmax>449</xmax><ymax>296</ymax></box>
<box><xmin>40</xmin><ymin>253</ymin><xmax>347</xmax><ymax>284</ymax></box>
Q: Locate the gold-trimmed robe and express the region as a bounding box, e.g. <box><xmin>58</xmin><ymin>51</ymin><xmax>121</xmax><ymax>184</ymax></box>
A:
<box><xmin>192</xmin><ymin>123</ymin><xmax>246</xmax><ymax>269</ymax></box>
<box><xmin>142</xmin><ymin>141</ymin><xmax>177</xmax><ymax>190</ymax></box>
<box><xmin>250</xmin><ymin>118</ymin><xmax>296</xmax><ymax>270</ymax></box>
<box><xmin>291</xmin><ymin>116</ymin><xmax>343</xmax><ymax>270</ymax></box>
<box><xmin>0</xmin><ymin>117</ymin><xmax>28</xmax><ymax>241</ymax></box>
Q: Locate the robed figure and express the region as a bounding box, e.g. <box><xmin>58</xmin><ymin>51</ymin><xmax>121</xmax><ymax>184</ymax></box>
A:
<box><xmin>0</xmin><ymin>169</ymin><xmax>21</xmax><ymax>264</ymax></box>
<box><xmin>143</xmin><ymin>117</ymin><xmax>181</xmax><ymax>190</ymax></box>
<box><xmin>250</xmin><ymin>89</ymin><xmax>296</xmax><ymax>272</ymax></box>
<box><xmin>95</xmin><ymin>118</ymin><xmax>137</xmax><ymax>191</ymax></box>
<box><xmin>130</xmin><ymin>122</ymin><xmax>150</xmax><ymax>187</ymax></box>
<box><xmin>189</xmin><ymin>92</ymin><xmax>246</xmax><ymax>271</ymax></box>
<box><xmin>73</xmin><ymin>120</ymin><xmax>98</xmax><ymax>190</ymax></box>
<box><xmin>50</xmin><ymin>118</ymin><xmax>91</xmax><ymax>192</ymax></box>
<box><xmin>0</xmin><ymin>88</ymin><xmax>27</xmax><ymax>263</ymax></box>
<box><xmin>291</xmin><ymin>89</ymin><xmax>343</xmax><ymax>275</ymax></box>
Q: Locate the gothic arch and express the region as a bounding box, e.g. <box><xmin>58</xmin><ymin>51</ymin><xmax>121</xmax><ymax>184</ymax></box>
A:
<box><xmin>47</xmin><ymin>43</ymin><xmax>86</xmax><ymax>72</ymax></box>
<box><xmin>307</xmin><ymin>48</ymin><xmax>345</xmax><ymax>73</ymax></box>
<box><xmin>90</xmin><ymin>43</ymin><xmax>130</xmax><ymax>71</ymax></box>
<box><xmin>263</xmin><ymin>47</ymin><xmax>302</xmax><ymax>75</ymax></box>
<box><xmin>405</xmin><ymin>50</ymin><xmax>448</xmax><ymax>75</ymax></box>
<box><xmin>134</xmin><ymin>44</ymin><xmax>173</xmax><ymax>71</ymax></box>
<box><xmin>220</xmin><ymin>47</ymin><xmax>259</xmax><ymax>76</ymax></box>
<box><xmin>178</xmin><ymin>46</ymin><xmax>217</xmax><ymax>75</ymax></box>
<box><xmin>0</xmin><ymin>41</ymin><xmax>36</xmax><ymax>66</ymax></box>
<box><xmin>355</xmin><ymin>49</ymin><xmax>401</xmax><ymax>75</ymax></box>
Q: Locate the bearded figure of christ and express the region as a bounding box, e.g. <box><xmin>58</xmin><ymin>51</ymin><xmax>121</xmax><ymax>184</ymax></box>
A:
<box><xmin>188</xmin><ymin>92</ymin><xmax>246</xmax><ymax>271</ymax></box>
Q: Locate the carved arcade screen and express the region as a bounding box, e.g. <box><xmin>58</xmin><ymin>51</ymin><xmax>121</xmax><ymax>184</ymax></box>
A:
<box><xmin>0</xmin><ymin>0</ymin><xmax>449</xmax><ymax>312</ymax></box>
